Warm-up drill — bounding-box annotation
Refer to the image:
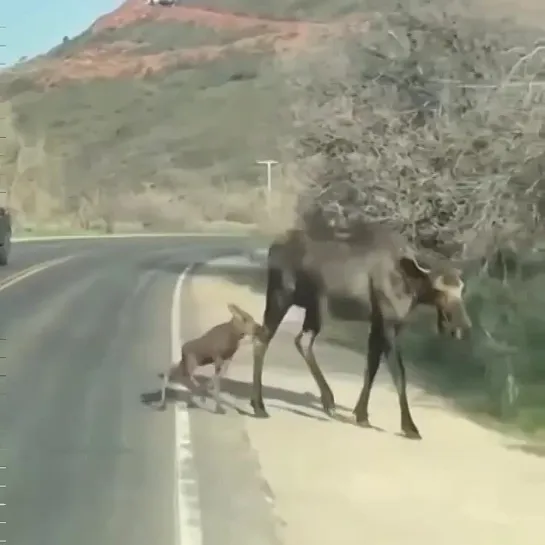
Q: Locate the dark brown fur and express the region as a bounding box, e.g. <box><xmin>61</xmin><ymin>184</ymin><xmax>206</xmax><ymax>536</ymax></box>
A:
<box><xmin>251</xmin><ymin>225</ymin><xmax>472</xmax><ymax>439</ymax></box>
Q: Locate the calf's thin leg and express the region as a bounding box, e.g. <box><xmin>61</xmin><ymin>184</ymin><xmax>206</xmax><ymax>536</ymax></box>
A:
<box><xmin>294</xmin><ymin>299</ymin><xmax>335</xmax><ymax>414</ymax></box>
<box><xmin>353</xmin><ymin>321</ymin><xmax>384</xmax><ymax>426</ymax></box>
<box><xmin>383</xmin><ymin>326</ymin><xmax>420</xmax><ymax>439</ymax></box>
<box><xmin>183</xmin><ymin>353</ymin><xmax>201</xmax><ymax>408</ymax></box>
<box><xmin>157</xmin><ymin>363</ymin><xmax>177</xmax><ymax>410</ymax></box>
<box><xmin>202</xmin><ymin>358</ymin><xmax>232</xmax><ymax>401</ymax></box>
<box><xmin>208</xmin><ymin>357</ymin><xmax>226</xmax><ymax>413</ymax></box>
<box><xmin>157</xmin><ymin>355</ymin><xmax>200</xmax><ymax>410</ymax></box>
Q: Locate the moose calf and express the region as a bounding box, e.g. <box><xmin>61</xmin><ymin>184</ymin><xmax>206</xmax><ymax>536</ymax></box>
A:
<box><xmin>157</xmin><ymin>303</ymin><xmax>262</xmax><ymax>412</ymax></box>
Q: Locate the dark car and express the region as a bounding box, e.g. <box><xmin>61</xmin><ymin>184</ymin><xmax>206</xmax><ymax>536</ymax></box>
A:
<box><xmin>0</xmin><ymin>207</ymin><xmax>12</xmax><ymax>266</ymax></box>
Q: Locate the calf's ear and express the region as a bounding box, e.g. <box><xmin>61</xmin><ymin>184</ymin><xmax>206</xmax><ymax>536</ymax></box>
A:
<box><xmin>399</xmin><ymin>255</ymin><xmax>431</xmax><ymax>280</ymax></box>
<box><xmin>227</xmin><ymin>302</ymin><xmax>257</xmax><ymax>325</ymax></box>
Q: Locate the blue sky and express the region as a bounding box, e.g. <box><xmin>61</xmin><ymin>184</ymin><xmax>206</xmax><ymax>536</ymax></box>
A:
<box><xmin>1</xmin><ymin>0</ymin><xmax>124</xmax><ymax>67</ymax></box>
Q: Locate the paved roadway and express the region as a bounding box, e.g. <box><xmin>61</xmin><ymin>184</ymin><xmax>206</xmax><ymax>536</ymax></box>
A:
<box><xmin>0</xmin><ymin>235</ymin><xmax>258</xmax><ymax>545</ymax></box>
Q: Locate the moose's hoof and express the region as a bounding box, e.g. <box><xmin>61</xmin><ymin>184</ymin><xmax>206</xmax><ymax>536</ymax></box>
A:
<box><xmin>402</xmin><ymin>426</ymin><xmax>422</xmax><ymax>440</ymax></box>
<box><xmin>321</xmin><ymin>396</ymin><xmax>336</xmax><ymax>416</ymax></box>
<box><xmin>250</xmin><ymin>399</ymin><xmax>269</xmax><ymax>418</ymax></box>
<box><xmin>354</xmin><ymin>414</ymin><xmax>372</xmax><ymax>428</ymax></box>
<box><xmin>254</xmin><ymin>408</ymin><xmax>269</xmax><ymax>419</ymax></box>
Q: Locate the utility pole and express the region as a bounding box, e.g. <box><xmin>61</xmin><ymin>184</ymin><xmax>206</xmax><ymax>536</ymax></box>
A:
<box><xmin>256</xmin><ymin>159</ymin><xmax>278</xmax><ymax>213</ymax></box>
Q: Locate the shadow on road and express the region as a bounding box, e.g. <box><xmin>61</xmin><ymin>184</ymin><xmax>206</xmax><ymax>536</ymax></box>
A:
<box><xmin>506</xmin><ymin>443</ymin><xmax>545</xmax><ymax>458</ymax></box>
<box><xmin>140</xmin><ymin>373</ymin><xmax>353</xmax><ymax>421</ymax></box>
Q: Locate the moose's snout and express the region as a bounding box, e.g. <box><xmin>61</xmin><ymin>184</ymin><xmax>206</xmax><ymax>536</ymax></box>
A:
<box><xmin>448</xmin><ymin>302</ymin><xmax>472</xmax><ymax>340</ymax></box>
<box><xmin>438</xmin><ymin>299</ymin><xmax>472</xmax><ymax>341</ymax></box>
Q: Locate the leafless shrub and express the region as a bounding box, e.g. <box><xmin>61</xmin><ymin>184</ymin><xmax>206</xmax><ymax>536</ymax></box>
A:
<box><xmin>277</xmin><ymin>1</ymin><xmax>545</xmax><ymax>260</ymax></box>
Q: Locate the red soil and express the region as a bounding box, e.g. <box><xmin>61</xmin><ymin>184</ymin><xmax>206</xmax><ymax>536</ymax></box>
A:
<box><xmin>92</xmin><ymin>0</ymin><xmax>327</xmax><ymax>34</ymax></box>
<box><xmin>29</xmin><ymin>0</ymin><xmax>364</xmax><ymax>85</ymax></box>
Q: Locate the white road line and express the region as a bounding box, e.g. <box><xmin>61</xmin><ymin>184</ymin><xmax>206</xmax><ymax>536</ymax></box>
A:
<box><xmin>0</xmin><ymin>255</ymin><xmax>74</xmax><ymax>294</ymax></box>
<box><xmin>171</xmin><ymin>264</ymin><xmax>203</xmax><ymax>545</ymax></box>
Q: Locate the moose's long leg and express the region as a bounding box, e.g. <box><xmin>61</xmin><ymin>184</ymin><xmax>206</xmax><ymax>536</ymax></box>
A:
<box><xmin>383</xmin><ymin>325</ymin><xmax>420</xmax><ymax>439</ymax></box>
<box><xmin>294</xmin><ymin>297</ymin><xmax>335</xmax><ymax>415</ymax></box>
<box><xmin>436</xmin><ymin>308</ymin><xmax>446</xmax><ymax>334</ymax></box>
<box><xmin>251</xmin><ymin>272</ymin><xmax>292</xmax><ymax>417</ymax></box>
<box><xmin>353</xmin><ymin>320</ymin><xmax>384</xmax><ymax>425</ymax></box>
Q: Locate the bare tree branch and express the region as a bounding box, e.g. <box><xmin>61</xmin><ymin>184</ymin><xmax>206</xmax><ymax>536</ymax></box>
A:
<box><xmin>276</xmin><ymin>2</ymin><xmax>545</xmax><ymax>260</ymax></box>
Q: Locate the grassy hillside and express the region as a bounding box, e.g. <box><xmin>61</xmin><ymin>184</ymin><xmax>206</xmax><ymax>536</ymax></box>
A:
<box><xmin>0</xmin><ymin>0</ymin><xmax>353</xmax><ymax>233</ymax></box>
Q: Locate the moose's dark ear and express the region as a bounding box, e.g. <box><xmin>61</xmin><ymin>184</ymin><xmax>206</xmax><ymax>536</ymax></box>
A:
<box><xmin>399</xmin><ymin>256</ymin><xmax>431</xmax><ymax>280</ymax></box>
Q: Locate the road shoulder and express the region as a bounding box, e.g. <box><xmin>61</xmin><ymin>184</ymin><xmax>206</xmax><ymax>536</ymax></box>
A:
<box><xmin>179</xmin><ymin>261</ymin><xmax>283</xmax><ymax>545</ymax></box>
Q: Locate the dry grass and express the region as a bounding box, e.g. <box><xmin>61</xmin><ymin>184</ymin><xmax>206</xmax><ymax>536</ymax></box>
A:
<box><xmin>0</xmin><ymin>111</ymin><xmax>271</xmax><ymax>232</ymax></box>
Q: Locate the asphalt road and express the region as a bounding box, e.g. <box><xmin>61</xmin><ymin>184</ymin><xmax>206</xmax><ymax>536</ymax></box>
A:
<box><xmin>0</xmin><ymin>235</ymin><xmax>259</xmax><ymax>545</ymax></box>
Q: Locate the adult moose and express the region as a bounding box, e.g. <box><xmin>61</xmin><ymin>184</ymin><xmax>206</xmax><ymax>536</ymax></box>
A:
<box><xmin>251</xmin><ymin>223</ymin><xmax>472</xmax><ymax>439</ymax></box>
